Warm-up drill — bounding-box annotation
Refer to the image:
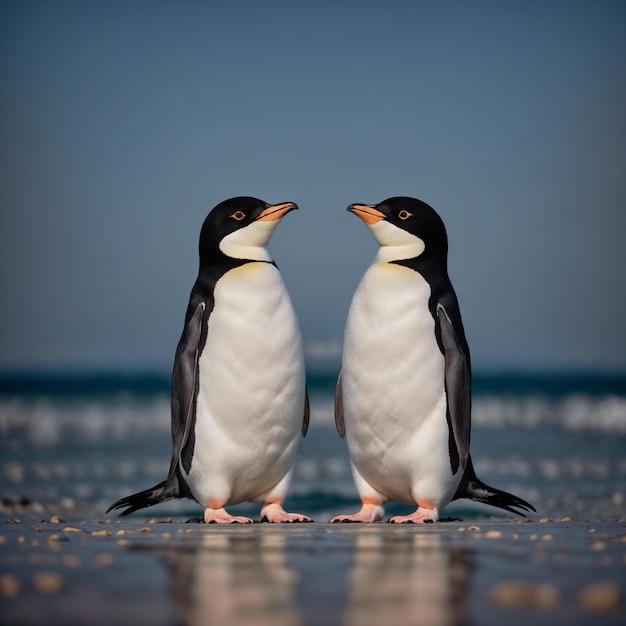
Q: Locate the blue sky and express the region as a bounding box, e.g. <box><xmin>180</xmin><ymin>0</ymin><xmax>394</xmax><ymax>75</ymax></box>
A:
<box><xmin>1</xmin><ymin>1</ymin><xmax>625</xmax><ymax>372</ymax></box>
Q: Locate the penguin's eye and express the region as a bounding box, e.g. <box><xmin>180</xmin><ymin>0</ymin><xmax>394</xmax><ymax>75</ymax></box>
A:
<box><xmin>230</xmin><ymin>211</ymin><xmax>246</xmax><ymax>221</ymax></box>
<box><xmin>398</xmin><ymin>210</ymin><xmax>412</xmax><ymax>220</ymax></box>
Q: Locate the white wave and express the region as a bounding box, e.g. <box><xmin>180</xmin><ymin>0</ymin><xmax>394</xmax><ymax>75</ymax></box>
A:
<box><xmin>0</xmin><ymin>392</ymin><xmax>625</xmax><ymax>445</ymax></box>
<box><xmin>472</xmin><ymin>394</ymin><xmax>626</xmax><ymax>433</ymax></box>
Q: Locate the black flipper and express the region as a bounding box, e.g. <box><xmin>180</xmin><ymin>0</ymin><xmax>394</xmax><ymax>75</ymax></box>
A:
<box><xmin>335</xmin><ymin>369</ymin><xmax>345</xmax><ymax>438</ymax></box>
<box><xmin>302</xmin><ymin>387</ymin><xmax>310</xmax><ymax>437</ymax></box>
<box><xmin>106</xmin><ymin>302</ymin><xmax>206</xmax><ymax>517</ymax></box>
<box><xmin>437</xmin><ymin>303</ymin><xmax>471</xmax><ymax>471</ymax></box>
<box><xmin>453</xmin><ymin>457</ymin><xmax>536</xmax><ymax>517</ymax></box>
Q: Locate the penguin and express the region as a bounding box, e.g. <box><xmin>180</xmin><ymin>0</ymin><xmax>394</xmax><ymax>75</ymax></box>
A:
<box><xmin>331</xmin><ymin>196</ymin><xmax>535</xmax><ymax>523</ymax></box>
<box><xmin>108</xmin><ymin>197</ymin><xmax>312</xmax><ymax>523</ymax></box>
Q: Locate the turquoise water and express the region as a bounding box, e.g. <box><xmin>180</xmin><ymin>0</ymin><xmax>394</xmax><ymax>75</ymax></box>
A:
<box><xmin>1</xmin><ymin>370</ymin><xmax>625</xmax><ymax>522</ymax></box>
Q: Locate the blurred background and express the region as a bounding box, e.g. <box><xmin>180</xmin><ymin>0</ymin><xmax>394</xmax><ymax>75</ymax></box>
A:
<box><xmin>1</xmin><ymin>0</ymin><xmax>625</xmax><ymax>522</ymax></box>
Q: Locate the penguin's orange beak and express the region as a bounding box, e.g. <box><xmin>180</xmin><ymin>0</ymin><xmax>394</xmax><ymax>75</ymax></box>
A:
<box><xmin>257</xmin><ymin>202</ymin><xmax>298</xmax><ymax>222</ymax></box>
<box><xmin>348</xmin><ymin>204</ymin><xmax>385</xmax><ymax>224</ymax></box>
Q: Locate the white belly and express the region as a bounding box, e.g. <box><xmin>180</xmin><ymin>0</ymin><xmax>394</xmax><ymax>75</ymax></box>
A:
<box><xmin>183</xmin><ymin>262</ymin><xmax>305</xmax><ymax>507</ymax></box>
<box><xmin>342</xmin><ymin>262</ymin><xmax>460</xmax><ymax>506</ymax></box>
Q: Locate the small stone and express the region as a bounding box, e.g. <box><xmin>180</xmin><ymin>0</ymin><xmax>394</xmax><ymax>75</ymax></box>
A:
<box><xmin>17</xmin><ymin>536</ymin><xmax>25</xmax><ymax>544</ymax></box>
<box><xmin>32</xmin><ymin>572</ymin><xmax>66</xmax><ymax>595</ymax></box>
<box><xmin>467</xmin><ymin>525</ymin><xmax>480</xmax><ymax>532</ymax></box>
<box><xmin>137</xmin><ymin>527</ymin><xmax>152</xmax><ymax>533</ymax></box>
<box><xmin>34</xmin><ymin>527</ymin><xmax>43</xmax><ymax>532</ymax></box>
<box><xmin>90</xmin><ymin>530</ymin><xmax>112</xmax><ymax>537</ymax></box>
<box><xmin>561</xmin><ymin>517</ymin><xmax>573</xmax><ymax>522</ymax></box>
<box><xmin>161</xmin><ymin>532</ymin><xmax>173</xmax><ymax>540</ymax></box>
<box><xmin>489</xmin><ymin>581</ymin><xmax>562</xmax><ymax>610</ymax></box>
<box><xmin>579</xmin><ymin>582</ymin><xmax>623</xmax><ymax>614</ymax></box>
<box><xmin>539</xmin><ymin>518</ymin><xmax>553</xmax><ymax>524</ymax></box>
<box><xmin>590</xmin><ymin>542</ymin><xmax>606</xmax><ymax>551</ymax></box>
<box><xmin>62</xmin><ymin>555</ymin><xmax>82</xmax><ymax>568</ymax></box>
<box><xmin>47</xmin><ymin>534</ymin><xmax>65</xmax><ymax>543</ymax></box>
<box><xmin>61</xmin><ymin>526</ymin><xmax>82</xmax><ymax>533</ymax></box>
<box><xmin>6</xmin><ymin>519</ymin><xmax>22</xmax><ymax>524</ymax></box>
<box><xmin>457</xmin><ymin>527</ymin><xmax>466</xmax><ymax>532</ymax></box>
<box><xmin>49</xmin><ymin>515</ymin><xmax>65</xmax><ymax>524</ymax></box>
<box><xmin>116</xmin><ymin>529</ymin><xmax>132</xmax><ymax>535</ymax></box>
<box><xmin>117</xmin><ymin>539</ymin><xmax>130</xmax><ymax>547</ymax></box>
<box><xmin>0</xmin><ymin>574</ymin><xmax>21</xmax><ymax>597</ymax></box>
<box><xmin>485</xmin><ymin>530</ymin><xmax>502</xmax><ymax>539</ymax></box>
<box><xmin>542</xmin><ymin>534</ymin><xmax>553</xmax><ymax>541</ymax></box>
<box><xmin>0</xmin><ymin>536</ymin><xmax>6</xmax><ymax>544</ymax></box>
<box><xmin>96</xmin><ymin>553</ymin><xmax>116</xmax><ymax>566</ymax></box>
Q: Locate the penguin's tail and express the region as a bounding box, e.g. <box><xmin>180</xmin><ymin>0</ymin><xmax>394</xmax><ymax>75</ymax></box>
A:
<box><xmin>106</xmin><ymin>479</ymin><xmax>180</xmax><ymax>517</ymax></box>
<box><xmin>453</xmin><ymin>458</ymin><xmax>536</xmax><ymax>517</ymax></box>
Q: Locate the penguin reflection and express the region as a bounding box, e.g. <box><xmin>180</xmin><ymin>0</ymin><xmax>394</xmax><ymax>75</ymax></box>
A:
<box><xmin>163</xmin><ymin>532</ymin><xmax>302</xmax><ymax>626</ymax></box>
<box><xmin>343</xmin><ymin>533</ymin><xmax>472</xmax><ymax>626</ymax></box>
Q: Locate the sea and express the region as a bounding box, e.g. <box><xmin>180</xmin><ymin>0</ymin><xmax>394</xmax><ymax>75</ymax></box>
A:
<box><xmin>1</xmin><ymin>364</ymin><xmax>625</xmax><ymax>523</ymax></box>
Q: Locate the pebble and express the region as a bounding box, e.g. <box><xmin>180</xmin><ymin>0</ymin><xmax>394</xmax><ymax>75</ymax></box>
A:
<box><xmin>579</xmin><ymin>582</ymin><xmax>623</xmax><ymax>614</ymax></box>
<box><xmin>489</xmin><ymin>581</ymin><xmax>562</xmax><ymax>610</ymax></box>
<box><xmin>49</xmin><ymin>515</ymin><xmax>66</xmax><ymax>524</ymax></box>
<box><xmin>539</xmin><ymin>518</ymin><xmax>554</xmax><ymax>523</ymax></box>
<box><xmin>0</xmin><ymin>573</ymin><xmax>22</xmax><ymax>598</ymax></box>
<box><xmin>590</xmin><ymin>542</ymin><xmax>606</xmax><ymax>551</ymax></box>
<box><xmin>485</xmin><ymin>530</ymin><xmax>503</xmax><ymax>539</ymax></box>
<box><xmin>62</xmin><ymin>555</ymin><xmax>82</xmax><ymax>568</ymax></box>
<box><xmin>61</xmin><ymin>526</ymin><xmax>83</xmax><ymax>533</ymax></box>
<box><xmin>561</xmin><ymin>517</ymin><xmax>573</xmax><ymax>522</ymax></box>
<box><xmin>0</xmin><ymin>536</ymin><xmax>6</xmax><ymax>544</ymax></box>
<box><xmin>32</xmin><ymin>572</ymin><xmax>66</xmax><ymax>595</ymax></box>
<box><xmin>90</xmin><ymin>530</ymin><xmax>112</xmax><ymax>537</ymax></box>
<box><xmin>161</xmin><ymin>532</ymin><xmax>173</xmax><ymax>540</ymax></box>
<box><xmin>138</xmin><ymin>527</ymin><xmax>153</xmax><ymax>533</ymax></box>
<box><xmin>467</xmin><ymin>525</ymin><xmax>480</xmax><ymax>532</ymax></box>
<box><xmin>96</xmin><ymin>553</ymin><xmax>116</xmax><ymax>566</ymax></box>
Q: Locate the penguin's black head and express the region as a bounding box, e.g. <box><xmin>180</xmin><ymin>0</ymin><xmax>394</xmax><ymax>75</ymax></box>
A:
<box><xmin>199</xmin><ymin>196</ymin><xmax>297</xmax><ymax>263</ymax></box>
<box><xmin>347</xmin><ymin>196</ymin><xmax>448</xmax><ymax>262</ymax></box>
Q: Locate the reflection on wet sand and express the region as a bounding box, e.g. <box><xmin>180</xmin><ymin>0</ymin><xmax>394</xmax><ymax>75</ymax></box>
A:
<box><xmin>154</xmin><ymin>526</ymin><xmax>473</xmax><ymax>626</ymax></box>
<box><xmin>162</xmin><ymin>532</ymin><xmax>303</xmax><ymax>626</ymax></box>
<box><xmin>343</xmin><ymin>532</ymin><xmax>473</xmax><ymax>626</ymax></box>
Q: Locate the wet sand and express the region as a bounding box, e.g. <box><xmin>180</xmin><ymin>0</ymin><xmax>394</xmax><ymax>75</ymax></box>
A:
<box><xmin>1</xmin><ymin>517</ymin><xmax>625</xmax><ymax>626</ymax></box>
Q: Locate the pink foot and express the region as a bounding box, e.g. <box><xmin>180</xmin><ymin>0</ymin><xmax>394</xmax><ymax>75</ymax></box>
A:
<box><xmin>331</xmin><ymin>502</ymin><xmax>385</xmax><ymax>523</ymax></box>
<box><xmin>260</xmin><ymin>502</ymin><xmax>313</xmax><ymax>523</ymax></box>
<box><xmin>388</xmin><ymin>507</ymin><xmax>439</xmax><ymax>524</ymax></box>
<box><xmin>203</xmin><ymin>507</ymin><xmax>254</xmax><ymax>524</ymax></box>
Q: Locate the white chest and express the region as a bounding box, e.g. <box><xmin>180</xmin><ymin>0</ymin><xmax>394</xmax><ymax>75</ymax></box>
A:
<box><xmin>198</xmin><ymin>262</ymin><xmax>304</xmax><ymax>429</ymax></box>
<box><xmin>343</xmin><ymin>262</ymin><xmax>445</xmax><ymax>407</ymax></box>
